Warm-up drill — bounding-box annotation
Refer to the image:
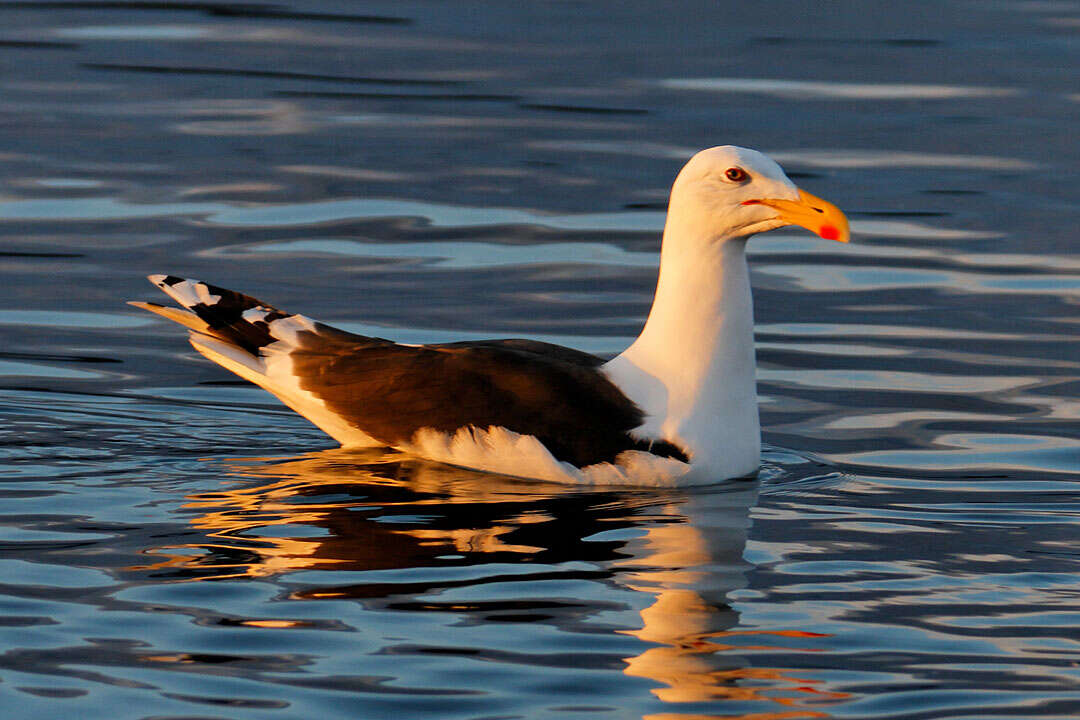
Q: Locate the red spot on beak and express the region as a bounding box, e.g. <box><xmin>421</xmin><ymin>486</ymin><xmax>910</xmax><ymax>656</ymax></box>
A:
<box><xmin>741</xmin><ymin>200</ymin><xmax>761</xmax><ymax>206</ymax></box>
<box><xmin>819</xmin><ymin>224</ymin><xmax>840</xmax><ymax>241</ymax></box>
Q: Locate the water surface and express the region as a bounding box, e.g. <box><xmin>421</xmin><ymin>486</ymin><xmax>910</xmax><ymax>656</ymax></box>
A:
<box><xmin>0</xmin><ymin>2</ymin><xmax>1077</xmax><ymax>719</ymax></box>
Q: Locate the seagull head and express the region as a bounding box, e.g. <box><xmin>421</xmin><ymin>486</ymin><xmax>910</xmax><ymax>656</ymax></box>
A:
<box><xmin>670</xmin><ymin>145</ymin><xmax>849</xmax><ymax>244</ymax></box>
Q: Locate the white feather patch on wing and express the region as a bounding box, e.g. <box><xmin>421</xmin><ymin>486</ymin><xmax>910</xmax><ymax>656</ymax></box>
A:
<box><xmin>404</xmin><ymin>425</ymin><xmax>695</xmax><ymax>487</ymax></box>
<box><xmin>150</xmin><ymin>276</ymin><xmax>222</xmax><ymax>308</ymax></box>
<box><xmin>242</xmin><ymin>307</ymin><xmax>271</xmax><ymax>324</ymax></box>
<box><xmin>263</xmin><ymin>314</ymin><xmax>319</xmax><ymax>345</ymax></box>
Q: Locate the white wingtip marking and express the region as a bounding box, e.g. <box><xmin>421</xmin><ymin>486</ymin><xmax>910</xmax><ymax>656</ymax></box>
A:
<box><xmin>152</xmin><ymin>276</ymin><xmax>221</xmax><ymax>309</ymax></box>
<box><xmin>264</xmin><ymin>314</ymin><xmax>317</xmax><ymax>346</ymax></box>
<box><xmin>242</xmin><ymin>307</ymin><xmax>270</xmax><ymax>324</ymax></box>
<box><xmin>194</xmin><ymin>283</ymin><xmax>221</xmax><ymax>306</ymax></box>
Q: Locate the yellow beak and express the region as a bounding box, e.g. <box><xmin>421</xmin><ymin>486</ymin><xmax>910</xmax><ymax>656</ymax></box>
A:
<box><xmin>744</xmin><ymin>188</ymin><xmax>850</xmax><ymax>243</ymax></box>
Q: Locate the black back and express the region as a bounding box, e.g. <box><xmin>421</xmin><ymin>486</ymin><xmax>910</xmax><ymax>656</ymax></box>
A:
<box><xmin>288</xmin><ymin>325</ymin><xmax>687</xmax><ymax>468</ymax></box>
<box><xmin>152</xmin><ymin>276</ymin><xmax>688</xmax><ymax>468</ymax></box>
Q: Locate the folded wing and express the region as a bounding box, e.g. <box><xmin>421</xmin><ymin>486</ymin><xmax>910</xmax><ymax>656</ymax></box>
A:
<box><xmin>132</xmin><ymin>275</ymin><xmax>687</xmax><ymax>468</ymax></box>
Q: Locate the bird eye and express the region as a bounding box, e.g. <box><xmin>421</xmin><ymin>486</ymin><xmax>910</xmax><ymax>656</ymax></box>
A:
<box><xmin>725</xmin><ymin>167</ymin><xmax>748</xmax><ymax>182</ymax></box>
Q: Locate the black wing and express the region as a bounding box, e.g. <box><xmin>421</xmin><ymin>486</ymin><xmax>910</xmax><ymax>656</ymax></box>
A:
<box><xmin>287</xmin><ymin>324</ymin><xmax>685</xmax><ymax>467</ymax></box>
<box><xmin>142</xmin><ymin>275</ymin><xmax>687</xmax><ymax>467</ymax></box>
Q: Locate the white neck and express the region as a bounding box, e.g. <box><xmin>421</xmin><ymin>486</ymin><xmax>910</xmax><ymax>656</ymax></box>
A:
<box><xmin>604</xmin><ymin>213</ymin><xmax>761</xmax><ymax>478</ymax></box>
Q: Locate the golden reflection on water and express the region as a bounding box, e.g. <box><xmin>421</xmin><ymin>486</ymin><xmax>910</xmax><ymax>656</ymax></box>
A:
<box><xmin>133</xmin><ymin>448</ymin><xmax>843</xmax><ymax>718</ymax></box>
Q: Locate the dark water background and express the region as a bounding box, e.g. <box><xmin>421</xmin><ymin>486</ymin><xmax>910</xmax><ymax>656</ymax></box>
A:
<box><xmin>0</xmin><ymin>1</ymin><xmax>1078</xmax><ymax>718</ymax></box>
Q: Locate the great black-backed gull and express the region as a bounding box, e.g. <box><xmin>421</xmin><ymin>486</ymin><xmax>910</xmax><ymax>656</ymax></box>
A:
<box><xmin>130</xmin><ymin>146</ymin><xmax>848</xmax><ymax>486</ymax></box>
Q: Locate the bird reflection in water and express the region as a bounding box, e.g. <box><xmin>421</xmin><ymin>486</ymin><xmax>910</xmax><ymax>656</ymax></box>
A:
<box><xmin>132</xmin><ymin>449</ymin><xmax>846</xmax><ymax>718</ymax></box>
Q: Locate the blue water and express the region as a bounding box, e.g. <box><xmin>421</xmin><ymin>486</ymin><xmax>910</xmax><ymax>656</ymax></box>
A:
<box><xmin>0</xmin><ymin>1</ymin><xmax>1077</xmax><ymax>718</ymax></box>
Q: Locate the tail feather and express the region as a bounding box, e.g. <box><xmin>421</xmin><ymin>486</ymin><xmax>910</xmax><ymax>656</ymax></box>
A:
<box><xmin>127</xmin><ymin>301</ymin><xmax>213</xmax><ymax>335</ymax></box>
<box><xmin>188</xmin><ymin>334</ymin><xmax>265</xmax><ymax>376</ymax></box>
<box><xmin>145</xmin><ymin>274</ymin><xmax>293</xmax><ymax>355</ymax></box>
<box><xmin>132</xmin><ymin>273</ymin><xmax>384</xmax><ymax>448</ymax></box>
<box><xmin>188</xmin><ymin>334</ymin><xmax>364</xmax><ymax>442</ymax></box>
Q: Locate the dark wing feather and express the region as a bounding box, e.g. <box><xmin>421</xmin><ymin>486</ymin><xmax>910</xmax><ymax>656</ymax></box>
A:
<box><xmin>288</xmin><ymin>326</ymin><xmax>683</xmax><ymax>467</ymax></box>
<box><xmin>144</xmin><ymin>276</ymin><xmax>687</xmax><ymax>467</ymax></box>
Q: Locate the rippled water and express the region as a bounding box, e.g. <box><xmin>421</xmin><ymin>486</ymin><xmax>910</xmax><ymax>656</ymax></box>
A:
<box><xmin>0</xmin><ymin>2</ymin><xmax>1078</xmax><ymax>718</ymax></box>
